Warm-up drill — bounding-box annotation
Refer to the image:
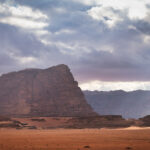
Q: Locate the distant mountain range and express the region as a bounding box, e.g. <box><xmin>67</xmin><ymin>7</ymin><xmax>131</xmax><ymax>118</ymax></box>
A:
<box><xmin>84</xmin><ymin>90</ymin><xmax>150</xmax><ymax>118</ymax></box>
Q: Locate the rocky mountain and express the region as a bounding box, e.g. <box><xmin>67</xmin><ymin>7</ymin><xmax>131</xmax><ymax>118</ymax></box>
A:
<box><xmin>84</xmin><ymin>90</ymin><xmax>150</xmax><ymax>118</ymax></box>
<box><xmin>0</xmin><ymin>64</ymin><xmax>97</xmax><ymax>117</ymax></box>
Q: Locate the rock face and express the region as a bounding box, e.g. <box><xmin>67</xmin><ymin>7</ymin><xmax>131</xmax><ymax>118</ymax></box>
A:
<box><xmin>0</xmin><ymin>64</ymin><xmax>97</xmax><ymax>117</ymax></box>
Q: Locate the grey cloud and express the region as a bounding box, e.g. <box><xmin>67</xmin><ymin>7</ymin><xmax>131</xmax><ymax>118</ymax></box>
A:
<box><xmin>0</xmin><ymin>23</ymin><xmax>44</xmax><ymax>57</ymax></box>
<box><xmin>134</xmin><ymin>20</ymin><xmax>150</xmax><ymax>35</ymax></box>
<box><xmin>0</xmin><ymin>0</ymin><xmax>150</xmax><ymax>84</ymax></box>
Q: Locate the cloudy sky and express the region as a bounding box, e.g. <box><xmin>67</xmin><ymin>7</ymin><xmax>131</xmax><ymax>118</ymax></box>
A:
<box><xmin>0</xmin><ymin>0</ymin><xmax>150</xmax><ymax>91</ymax></box>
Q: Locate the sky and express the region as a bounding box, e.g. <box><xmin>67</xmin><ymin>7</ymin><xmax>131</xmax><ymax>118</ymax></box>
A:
<box><xmin>0</xmin><ymin>0</ymin><xmax>150</xmax><ymax>91</ymax></box>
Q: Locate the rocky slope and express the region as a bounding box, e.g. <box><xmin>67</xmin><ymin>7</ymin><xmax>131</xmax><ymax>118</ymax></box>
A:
<box><xmin>0</xmin><ymin>64</ymin><xmax>97</xmax><ymax>117</ymax></box>
<box><xmin>65</xmin><ymin>115</ymin><xmax>134</xmax><ymax>129</ymax></box>
<box><xmin>0</xmin><ymin>116</ymin><xmax>134</xmax><ymax>129</ymax></box>
<box><xmin>84</xmin><ymin>90</ymin><xmax>150</xmax><ymax>118</ymax></box>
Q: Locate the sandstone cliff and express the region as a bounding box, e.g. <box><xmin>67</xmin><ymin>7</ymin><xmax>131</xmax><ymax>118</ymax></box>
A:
<box><xmin>0</xmin><ymin>64</ymin><xmax>97</xmax><ymax>117</ymax></box>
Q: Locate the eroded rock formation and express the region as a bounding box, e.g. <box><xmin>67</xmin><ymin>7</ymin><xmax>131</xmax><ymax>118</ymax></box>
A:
<box><xmin>0</xmin><ymin>64</ymin><xmax>97</xmax><ymax>117</ymax></box>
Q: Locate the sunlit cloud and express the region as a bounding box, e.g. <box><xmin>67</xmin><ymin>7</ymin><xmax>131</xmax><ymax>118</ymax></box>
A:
<box><xmin>76</xmin><ymin>0</ymin><xmax>149</xmax><ymax>19</ymax></box>
<box><xmin>18</xmin><ymin>56</ymin><xmax>37</xmax><ymax>64</ymax></box>
<box><xmin>0</xmin><ymin>3</ymin><xmax>48</xmax><ymax>19</ymax></box>
<box><xmin>80</xmin><ymin>81</ymin><xmax>150</xmax><ymax>91</ymax></box>
<box><xmin>96</xmin><ymin>0</ymin><xmax>149</xmax><ymax>20</ymax></box>
<box><xmin>0</xmin><ymin>2</ymin><xmax>49</xmax><ymax>41</ymax></box>
<box><xmin>0</xmin><ymin>17</ymin><xmax>48</xmax><ymax>29</ymax></box>
<box><xmin>77</xmin><ymin>0</ymin><xmax>150</xmax><ymax>28</ymax></box>
<box><xmin>55</xmin><ymin>29</ymin><xmax>76</xmax><ymax>35</ymax></box>
<box><xmin>87</xmin><ymin>6</ymin><xmax>122</xmax><ymax>28</ymax></box>
<box><xmin>7</xmin><ymin>50</ymin><xmax>37</xmax><ymax>65</ymax></box>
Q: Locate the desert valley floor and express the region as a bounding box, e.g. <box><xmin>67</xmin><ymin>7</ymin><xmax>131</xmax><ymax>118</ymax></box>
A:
<box><xmin>1</xmin><ymin>128</ymin><xmax>150</xmax><ymax>150</ymax></box>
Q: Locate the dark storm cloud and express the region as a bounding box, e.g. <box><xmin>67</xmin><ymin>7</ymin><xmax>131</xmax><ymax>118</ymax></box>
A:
<box><xmin>134</xmin><ymin>20</ymin><xmax>150</xmax><ymax>35</ymax></box>
<box><xmin>0</xmin><ymin>0</ymin><xmax>150</xmax><ymax>84</ymax></box>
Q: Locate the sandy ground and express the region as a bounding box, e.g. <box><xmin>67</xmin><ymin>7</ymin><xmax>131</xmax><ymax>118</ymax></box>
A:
<box><xmin>0</xmin><ymin>128</ymin><xmax>150</xmax><ymax>150</ymax></box>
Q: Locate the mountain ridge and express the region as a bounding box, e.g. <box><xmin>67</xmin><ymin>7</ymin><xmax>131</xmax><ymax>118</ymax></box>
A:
<box><xmin>84</xmin><ymin>90</ymin><xmax>150</xmax><ymax>118</ymax></box>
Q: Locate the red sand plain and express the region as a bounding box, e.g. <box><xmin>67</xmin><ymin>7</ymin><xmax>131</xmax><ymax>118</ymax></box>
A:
<box><xmin>0</xmin><ymin>128</ymin><xmax>150</xmax><ymax>150</ymax></box>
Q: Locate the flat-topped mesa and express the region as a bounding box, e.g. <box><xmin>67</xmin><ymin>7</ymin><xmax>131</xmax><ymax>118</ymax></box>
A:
<box><xmin>0</xmin><ymin>64</ymin><xmax>97</xmax><ymax>117</ymax></box>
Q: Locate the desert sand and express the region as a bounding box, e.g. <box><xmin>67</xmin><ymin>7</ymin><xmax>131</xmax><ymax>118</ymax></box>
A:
<box><xmin>0</xmin><ymin>128</ymin><xmax>150</xmax><ymax>150</ymax></box>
